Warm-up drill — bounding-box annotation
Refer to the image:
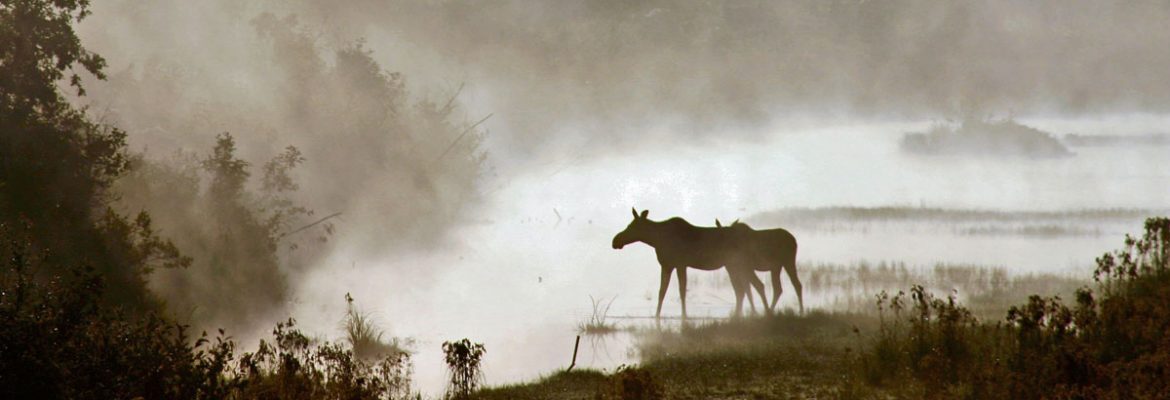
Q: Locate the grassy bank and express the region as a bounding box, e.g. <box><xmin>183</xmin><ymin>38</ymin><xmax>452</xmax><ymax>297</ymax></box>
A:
<box><xmin>472</xmin><ymin>312</ymin><xmax>898</xmax><ymax>399</ymax></box>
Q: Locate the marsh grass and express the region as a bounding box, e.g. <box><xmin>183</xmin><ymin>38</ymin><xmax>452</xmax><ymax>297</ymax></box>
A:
<box><xmin>697</xmin><ymin>261</ymin><xmax>1086</xmax><ymax>319</ymax></box>
<box><xmin>578</xmin><ymin>295</ymin><xmax>620</xmax><ymax>335</ymax></box>
<box><xmin>629</xmin><ymin>311</ymin><xmax>899</xmax><ymax>399</ymax></box>
<box><xmin>469</xmin><ymin>369</ymin><xmax>608</xmax><ymax>400</ymax></box>
<box><xmin>804</xmin><ymin>262</ymin><xmax>1086</xmax><ymax>318</ymax></box>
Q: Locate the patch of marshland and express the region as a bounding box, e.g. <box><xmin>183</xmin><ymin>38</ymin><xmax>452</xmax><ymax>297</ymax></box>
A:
<box><xmin>698</xmin><ymin>261</ymin><xmax>1087</xmax><ymax>320</ymax></box>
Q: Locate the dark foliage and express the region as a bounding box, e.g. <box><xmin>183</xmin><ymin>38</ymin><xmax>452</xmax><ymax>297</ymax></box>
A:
<box><xmin>0</xmin><ymin>0</ymin><xmax>105</xmax><ymax>114</ymax></box>
<box><xmin>1</xmin><ymin>0</ymin><xmax>189</xmax><ymax>312</ymax></box>
<box><xmin>0</xmin><ymin>229</ymin><xmax>413</xmax><ymax>399</ymax></box>
<box><xmin>864</xmin><ymin>217</ymin><xmax>1170</xmax><ymax>399</ymax></box>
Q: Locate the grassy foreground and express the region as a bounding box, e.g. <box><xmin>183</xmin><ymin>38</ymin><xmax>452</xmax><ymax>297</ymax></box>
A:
<box><xmin>473</xmin><ymin>312</ymin><xmax>896</xmax><ymax>400</ymax></box>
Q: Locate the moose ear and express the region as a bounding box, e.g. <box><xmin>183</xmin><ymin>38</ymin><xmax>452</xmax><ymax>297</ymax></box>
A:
<box><xmin>640</xmin><ymin>210</ymin><xmax>649</xmax><ymax>219</ymax></box>
<box><xmin>733</xmin><ymin>219</ymin><xmax>740</xmax><ymax>225</ymax></box>
<box><xmin>631</xmin><ymin>207</ymin><xmax>638</xmax><ymax>218</ymax></box>
<box><xmin>716</xmin><ymin>219</ymin><xmax>722</xmax><ymax>227</ymax></box>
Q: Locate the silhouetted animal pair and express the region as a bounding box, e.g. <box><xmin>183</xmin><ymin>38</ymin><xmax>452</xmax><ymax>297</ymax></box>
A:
<box><xmin>612</xmin><ymin>208</ymin><xmax>803</xmax><ymax>321</ymax></box>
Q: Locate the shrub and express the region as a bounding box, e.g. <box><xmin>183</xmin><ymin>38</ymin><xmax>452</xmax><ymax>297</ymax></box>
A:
<box><xmin>442</xmin><ymin>338</ymin><xmax>486</xmax><ymax>399</ymax></box>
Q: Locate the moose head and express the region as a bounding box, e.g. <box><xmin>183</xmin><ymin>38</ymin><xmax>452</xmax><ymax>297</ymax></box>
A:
<box><xmin>612</xmin><ymin>207</ymin><xmax>650</xmax><ymax>249</ymax></box>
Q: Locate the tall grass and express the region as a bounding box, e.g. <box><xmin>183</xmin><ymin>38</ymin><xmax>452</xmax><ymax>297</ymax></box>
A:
<box><xmin>577</xmin><ymin>295</ymin><xmax>619</xmax><ymax>335</ymax></box>
<box><xmin>344</xmin><ymin>293</ymin><xmax>408</xmax><ymax>361</ymax></box>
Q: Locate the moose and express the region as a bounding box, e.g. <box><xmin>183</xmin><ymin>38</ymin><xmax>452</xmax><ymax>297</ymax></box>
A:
<box><xmin>612</xmin><ymin>208</ymin><xmax>803</xmax><ymax>321</ymax></box>
<box><xmin>715</xmin><ymin>218</ymin><xmax>803</xmax><ymax>314</ymax></box>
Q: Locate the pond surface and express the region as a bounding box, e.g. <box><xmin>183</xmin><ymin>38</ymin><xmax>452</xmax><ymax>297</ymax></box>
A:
<box><xmin>291</xmin><ymin>118</ymin><xmax>1170</xmax><ymax>396</ymax></box>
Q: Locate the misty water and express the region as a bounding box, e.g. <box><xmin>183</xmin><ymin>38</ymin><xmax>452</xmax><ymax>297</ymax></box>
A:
<box><xmin>285</xmin><ymin>118</ymin><xmax>1168</xmax><ymax>395</ymax></box>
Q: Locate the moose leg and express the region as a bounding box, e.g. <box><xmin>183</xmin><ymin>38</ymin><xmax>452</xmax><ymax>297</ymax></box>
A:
<box><xmin>726</xmin><ymin>267</ymin><xmax>746</xmax><ymax>318</ymax></box>
<box><xmin>656</xmin><ymin>266</ymin><xmax>672</xmax><ymax>321</ymax></box>
<box><xmin>748</xmin><ymin>272</ymin><xmax>770</xmax><ymax>315</ymax></box>
<box><xmin>739</xmin><ymin>271</ymin><xmax>758</xmax><ymax>315</ymax></box>
<box><xmin>677</xmin><ymin>267</ymin><xmax>688</xmax><ymax>322</ymax></box>
<box><xmin>729</xmin><ymin>267</ymin><xmax>752</xmax><ymax>317</ymax></box>
<box><xmin>742</xmin><ymin>269</ymin><xmax>758</xmax><ymax>316</ymax></box>
<box><xmin>770</xmin><ymin>268</ymin><xmax>784</xmax><ymax>311</ymax></box>
<box><xmin>785</xmin><ymin>256</ymin><xmax>803</xmax><ymax>314</ymax></box>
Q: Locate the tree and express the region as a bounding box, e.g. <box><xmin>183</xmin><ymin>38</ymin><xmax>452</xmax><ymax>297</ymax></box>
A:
<box><xmin>0</xmin><ymin>0</ymin><xmax>186</xmax><ymax>311</ymax></box>
<box><xmin>0</xmin><ymin>0</ymin><xmax>106</xmax><ymax>117</ymax></box>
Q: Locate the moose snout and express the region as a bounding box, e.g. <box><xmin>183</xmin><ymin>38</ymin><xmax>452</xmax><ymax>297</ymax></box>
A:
<box><xmin>612</xmin><ymin>236</ymin><xmax>625</xmax><ymax>249</ymax></box>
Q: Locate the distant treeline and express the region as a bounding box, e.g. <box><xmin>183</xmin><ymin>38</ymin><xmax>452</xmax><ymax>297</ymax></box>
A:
<box><xmin>900</xmin><ymin>118</ymin><xmax>1072</xmax><ymax>158</ymax></box>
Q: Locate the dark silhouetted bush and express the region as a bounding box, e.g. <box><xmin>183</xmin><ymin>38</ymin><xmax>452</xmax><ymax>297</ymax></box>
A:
<box><xmin>442</xmin><ymin>338</ymin><xmax>486</xmax><ymax>399</ymax></box>
<box><xmin>865</xmin><ymin>217</ymin><xmax>1170</xmax><ymax>398</ymax></box>
<box><xmin>1</xmin><ymin>224</ymin><xmax>414</xmax><ymax>399</ymax></box>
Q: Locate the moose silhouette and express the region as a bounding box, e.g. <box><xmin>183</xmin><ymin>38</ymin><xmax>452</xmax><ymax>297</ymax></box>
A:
<box><xmin>715</xmin><ymin>218</ymin><xmax>803</xmax><ymax>314</ymax></box>
<box><xmin>612</xmin><ymin>208</ymin><xmax>802</xmax><ymax>321</ymax></box>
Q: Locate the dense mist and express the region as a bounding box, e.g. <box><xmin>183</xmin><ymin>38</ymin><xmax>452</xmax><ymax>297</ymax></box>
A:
<box><xmin>80</xmin><ymin>1</ymin><xmax>1170</xmax><ymax>155</ymax></box>
<box><xmin>307</xmin><ymin>1</ymin><xmax>1170</xmax><ymax>148</ymax></box>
